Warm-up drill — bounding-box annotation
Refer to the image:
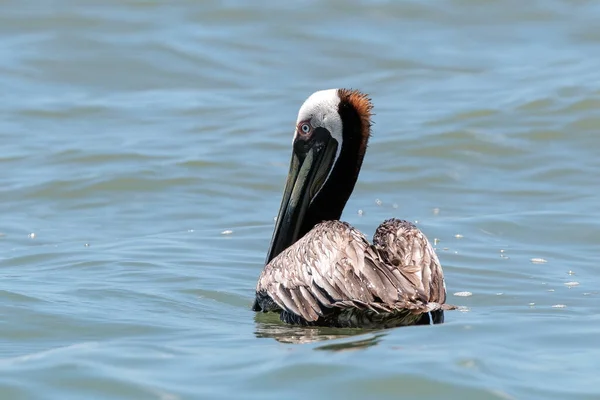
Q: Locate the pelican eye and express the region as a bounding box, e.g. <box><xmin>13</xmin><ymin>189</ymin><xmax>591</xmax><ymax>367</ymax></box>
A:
<box><xmin>300</xmin><ymin>123</ymin><xmax>311</xmax><ymax>135</ymax></box>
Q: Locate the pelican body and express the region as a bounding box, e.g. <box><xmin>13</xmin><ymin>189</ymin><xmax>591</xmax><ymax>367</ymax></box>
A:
<box><xmin>252</xmin><ymin>89</ymin><xmax>455</xmax><ymax>328</ymax></box>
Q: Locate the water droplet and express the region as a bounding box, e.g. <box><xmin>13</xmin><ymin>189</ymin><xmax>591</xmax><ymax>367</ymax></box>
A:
<box><xmin>392</xmin><ymin>203</ymin><xmax>398</xmax><ymax>209</ymax></box>
<box><xmin>434</xmin><ymin>238</ymin><xmax>440</xmax><ymax>245</ymax></box>
<box><xmin>357</xmin><ymin>209</ymin><xmax>364</xmax><ymax>216</ymax></box>
<box><xmin>552</xmin><ymin>304</ymin><xmax>566</xmax><ymax>308</ymax></box>
<box><xmin>454</xmin><ymin>234</ymin><xmax>463</xmax><ymax>239</ymax></box>
<box><xmin>221</xmin><ymin>230</ymin><xmax>233</xmax><ymax>235</ymax></box>
<box><xmin>564</xmin><ymin>281</ymin><xmax>579</xmax><ymax>287</ymax></box>
<box><xmin>375</xmin><ymin>198</ymin><xmax>382</xmax><ymax>206</ymax></box>
<box><xmin>433</xmin><ymin>208</ymin><xmax>440</xmax><ymax>215</ymax></box>
<box><xmin>568</xmin><ymin>270</ymin><xmax>575</xmax><ymax>275</ymax></box>
<box><xmin>531</xmin><ymin>258</ymin><xmax>547</xmax><ymax>264</ymax></box>
<box><xmin>28</xmin><ymin>233</ymin><xmax>36</xmax><ymax>239</ymax></box>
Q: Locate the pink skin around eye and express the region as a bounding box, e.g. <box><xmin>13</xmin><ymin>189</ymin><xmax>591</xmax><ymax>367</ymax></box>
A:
<box><xmin>297</xmin><ymin>120</ymin><xmax>312</xmax><ymax>136</ymax></box>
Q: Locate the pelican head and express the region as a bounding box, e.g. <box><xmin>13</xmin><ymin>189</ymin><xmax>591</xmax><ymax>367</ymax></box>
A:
<box><xmin>266</xmin><ymin>89</ymin><xmax>373</xmax><ymax>264</ymax></box>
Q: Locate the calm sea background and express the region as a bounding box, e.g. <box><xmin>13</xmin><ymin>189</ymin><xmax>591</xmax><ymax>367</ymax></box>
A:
<box><xmin>1</xmin><ymin>1</ymin><xmax>599</xmax><ymax>399</ymax></box>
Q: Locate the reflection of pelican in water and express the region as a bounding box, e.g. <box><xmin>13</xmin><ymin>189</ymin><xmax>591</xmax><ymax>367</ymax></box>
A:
<box><xmin>252</xmin><ymin>89</ymin><xmax>455</xmax><ymax>328</ymax></box>
<box><xmin>254</xmin><ymin>312</ymin><xmax>384</xmax><ymax>349</ymax></box>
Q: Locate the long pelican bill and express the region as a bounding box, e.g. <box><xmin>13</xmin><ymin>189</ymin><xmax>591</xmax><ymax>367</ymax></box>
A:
<box><xmin>265</xmin><ymin>128</ymin><xmax>338</xmax><ymax>264</ymax></box>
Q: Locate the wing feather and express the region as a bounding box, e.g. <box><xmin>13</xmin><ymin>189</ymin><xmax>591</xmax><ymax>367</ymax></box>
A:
<box><xmin>255</xmin><ymin>219</ymin><xmax>453</xmax><ymax>323</ymax></box>
<box><xmin>295</xmin><ymin>286</ymin><xmax>321</xmax><ymax>319</ymax></box>
<box><xmin>274</xmin><ymin>284</ymin><xmax>303</xmax><ymax>317</ymax></box>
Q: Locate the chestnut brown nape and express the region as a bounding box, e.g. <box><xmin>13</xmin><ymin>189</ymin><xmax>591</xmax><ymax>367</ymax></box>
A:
<box><xmin>335</xmin><ymin>88</ymin><xmax>373</xmax><ymax>175</ymax></box>
<box><xmin>337</xmin><ymin>89</ymin><xmax>373</xmax><ymax>133</ymax></box>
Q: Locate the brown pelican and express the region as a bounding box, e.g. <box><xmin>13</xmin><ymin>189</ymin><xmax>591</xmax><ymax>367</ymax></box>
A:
<box><xmin>252</xmin><ymin>89</ymin><xmax>455</xmax><ymax>328</ymax></box>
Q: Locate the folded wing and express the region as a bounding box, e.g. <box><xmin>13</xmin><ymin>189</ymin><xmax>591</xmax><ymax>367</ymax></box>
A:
<box><xmin>254</xmin><ymin>219</ymin><xmax>452</xmax><ymax>322</ymax></box>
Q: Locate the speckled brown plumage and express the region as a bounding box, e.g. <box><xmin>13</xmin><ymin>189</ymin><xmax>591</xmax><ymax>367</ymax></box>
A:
<box><xmin>254</xmin><ymin>219</ymin><xmax>456</xmax><ymax>328</ymax></box>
